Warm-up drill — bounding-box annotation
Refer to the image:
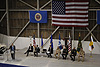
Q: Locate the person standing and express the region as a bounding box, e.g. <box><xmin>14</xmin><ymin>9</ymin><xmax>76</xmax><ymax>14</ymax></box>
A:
<box><xmin>70</xmin><ymin>47</ymin><xmax>77</xmax><ymax>61</ymax></box>
<box><xmin>9</xmin><ymin>43</ymin><xmax>16</xmax><ymax>60</ymax></box>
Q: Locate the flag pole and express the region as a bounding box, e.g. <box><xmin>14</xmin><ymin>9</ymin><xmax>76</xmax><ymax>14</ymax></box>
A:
<box><xmin>90</xmin><ymin>51</ymin><xmax>92</xmax><ymax>57</ymax></box>
<box><xmin>89</xmin><ymin>34</ymin><xmax>93</xmax><ymax>57</ymax></box>
<box><xmin>29</xmin><ymin>36</ymin><xmax>32</xmax><ymax>45</ymax></box>
<box><xmin>90</xmin><ymin>34</ymin><xmax>92</xmax><ymax>57</ymax></box>
<box><xmin>41</xmin><ymin>33</ymin><xmax>43</xmax><ymax>49</ymax></box>
<box><xmin>72</xmin><ymin>27</ymin><xmax>74</xmax><ymax>48</ymax></box>
<box><xmin>37</xmin><ymin>0</ymin><xmax>40</xmax><ymax>48</ymax></box>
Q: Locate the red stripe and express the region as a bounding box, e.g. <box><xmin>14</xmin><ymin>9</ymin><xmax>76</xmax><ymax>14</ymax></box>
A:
<box><xmin>52</xmin><ymin>16</ymin><xmax>88</xmax><ymax>19</ymax></box>
<box><xmin>65</xmin><ymin>9</ymin><xmax>88</xmax><ymax>11</ymax></box>
<box><xmin>65</xmin><ymin>13</ymin><xmax>88</xmax><ymax>15</ymax></box>
<box><xmin>65</xmin><ymin>5</ymin><xmax>88</xmax><ymax>7</ymax></box>
<box><xmin>66</xmin><ymin>0</ymin><xmax>89</xmax><ymax>2</ymax></box>
<box><xmin>52</xmin><ymin>24</ymin><xmax>88</xmax><ymax>27</ymax></box>
<box><xmin>52</xmin><ymin>21</ymin><xmax>88</xmax><ymax>23</ymax></box>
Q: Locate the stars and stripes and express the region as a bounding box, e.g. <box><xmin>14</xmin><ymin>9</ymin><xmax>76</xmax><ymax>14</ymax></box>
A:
<box><xmin>33</xmin><ymin>35</ymin><xmax>36</xmax><ymax>47</ymax></box>
<box><xmin>52</xmin><ymin>0</ymin><xmax>89</xmax><ymax>27</ymax></box>
<box><xmin>68</xmin><ymin>33</ymin><xmax>71</xmax><ymax>52</ymax></box>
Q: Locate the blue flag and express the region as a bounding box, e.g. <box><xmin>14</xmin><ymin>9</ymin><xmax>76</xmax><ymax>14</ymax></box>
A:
<box><xmin>41</xmin><ymin>34</ymin><xmax>43</xmax><ymax>48</ymax></box>
<box><xmin>97</xmin><ymin>10</ymin><xmax>100</xmax><ymax>25</ymax></box>
<box><xmin>58</xmin><ymin>34</ymin><xmax>62</xmax><ymax>50</ymax></box>
<box><xmin>29</xmin><ymin>11</ymin><xmax>47</xmax><ymax>23</ymax></box>
<box><xmin>50</xmin><ymin>34</ymin><xmax>53</xmax><ymax>48</ymax></box>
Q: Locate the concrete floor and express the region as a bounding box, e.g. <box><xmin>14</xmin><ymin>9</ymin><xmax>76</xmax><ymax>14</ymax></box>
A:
<box><xmin>0</xmin><ymin>48</ymin><xmax>100</xmax><ymax>67</ymax></box>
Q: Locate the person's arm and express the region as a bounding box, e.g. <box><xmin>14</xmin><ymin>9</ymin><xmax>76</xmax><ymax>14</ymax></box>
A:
<box><xmin>79</xmin><ymin>51</ymin><xmax>81</xmax><ymax>56</ymax></box>
<box><xmin>32</xmin><ymin>46</ymin><xmax>33</xmax><ymax>51</ymax></box>
<box><xmin>83</xmin><ymin>51</ymin><xmax>85</xmax><ymax>55</ymax></box>
<box><xmin>8</xmin><ymin>46</ymin><xmax>11</xmax><ymax>53</ymax></box>
<box><xmin>15</xmin><ymin>46</ymin><xmax>16</xmax><ymax>50</ymax></box>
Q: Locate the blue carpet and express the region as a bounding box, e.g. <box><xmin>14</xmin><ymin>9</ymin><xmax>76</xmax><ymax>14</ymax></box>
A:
<box><xmin>0</xmin><ymin>63</ymin><xmax>27</xmax><ymax>67</ymax></box>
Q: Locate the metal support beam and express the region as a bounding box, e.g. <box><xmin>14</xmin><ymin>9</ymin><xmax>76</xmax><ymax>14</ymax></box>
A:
<box><xmin>95</xmin><ymin>0</ymin><xmax>100</xmax><ymax>4</ymax></box>
<box><xmin>6</xmin><ymin>0</ymin><xmax>9</xmax><ymax>61</ymax></box>
<box><xmin>72</xmin><ymin>27</ymin><xmax>74</xmax><ymax>40</ymax></box>
<box><xmin>72</xmin><ymin>27</ymin><xmax>74</xmax><ymax>47</ymax></box>
<box><xmin>10</xmin><ymin>21</ymin><xmax>30</xmax><ymax>46</ymax></box>
<box><xmin>0</xmin><ymin>12</ymin><xmax>7</xmax><ymax>23</ymax></box>
<box><xmin>86</xmin><ymin>27</ymin><xmax>100</xmax><ymax>46</ymax></box>
<box><xmin>40</xmin><ymin>0</ymin><xmax>52</xmax><ymax>10</ymax></box>
<box><xmin>19</xmin><ymin>0</ymin><xmax>37</xmax><ymax>10</ymax></box>
<box><xmin>9</xmin><ymin>9</ymin><xmax>35</xmax><ymax>11</ymax></box>
<box><xmin>86</xmin><ymin>27</ymin><xmax>98</xmax><ymax>42</ymax></box>
<box><xmin>1</xmin><ymin>9</ymin><xmax>100</xmax><ymax>12</ymax></box>
<box><xmin>6</xmin><ymin>0</ymin><xmax>10</xmax><ymax>36</ymax></box>
<box><xmin>37</xmin><ymin>0</ymin><xmax>40</xmax><ymax>47</ymax></box>
<box><xmin>43</xmin><ymin>26</ymin><xmax>60</xmax><ymax>46</ymax></box>
<box><xmin>38</xmin><ymin>23</ymin><xmax>40</xmax><ymax>46</ymax></box>
<box><xmin>82</xmin><ymin>24</ymin><xmax>98</xmax><ymax>42</ymax></box>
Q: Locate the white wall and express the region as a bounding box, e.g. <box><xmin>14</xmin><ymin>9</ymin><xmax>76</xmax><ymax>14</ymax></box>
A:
<box><xmin>0</xmin><ymin>33</ymin><xmax>100</xmax><ymax>54</ymax></box>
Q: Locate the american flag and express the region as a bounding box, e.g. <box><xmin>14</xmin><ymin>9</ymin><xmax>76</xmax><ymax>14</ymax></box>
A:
<box><xmin>33</xmin><ymin>35</ymin><xmax>36</xmax><ymax>47</ymax></box>
<box><xmin>52</xmin><ymin>0</ymin><xmax>89</xmax><ymax>27</ymax></box>
<box><xmin>68</xmin><ymin>33</ymin><xmax>71</xmax><ymax>52</ymax></box>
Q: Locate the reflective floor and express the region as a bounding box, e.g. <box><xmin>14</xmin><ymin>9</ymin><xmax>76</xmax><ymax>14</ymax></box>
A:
<box><xmin>0</xmin><ymin>48</ymin><xmax>100</xmax><ymax>67</ymax></box>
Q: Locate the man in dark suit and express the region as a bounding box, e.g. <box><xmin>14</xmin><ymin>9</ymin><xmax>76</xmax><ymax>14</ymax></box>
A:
<box><xmin>9</xmin><ymin>43</ymin><xmax>16</xmax><ymax>60</ymax></box>
<box><xmin>34</xmin><ymin>45</ymin><xmax>40</xmax><ymax>57</ymax></box>
<box><xmin>24</xmin><ymin>44</ymin><xmax>33</xmax><ymax>57</ymax></box>
<box><xmin>46</xmin><ymin>45</ymin><xmax>53</xmax><ymax>58</ymax></box>
<box><xmin>70</xmin><ymin>47</ymin><xmax>77</xmax><ymax>61</ymax></box>
<box><xmin>62</xmin><ymin>46</ymin><xmax>68</xmax><ymax>59</ymax></box>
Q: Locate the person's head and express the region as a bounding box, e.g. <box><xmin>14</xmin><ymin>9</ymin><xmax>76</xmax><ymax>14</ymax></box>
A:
<box><xmin>57</xmin><ymin>46</ymin><xmax>59</xmax><ymax>49</ymax></box>
<box><xmin>81</xmin><ymin>48</ymin><xmax>83</xmax><ymax>51</ymax></box>
<box><xmin>64</xmin><ymin>46</ymin><xmax>66</xmax><ymax>49</ymax></box>
<box><xmin>37</xmin><ymin>45</ymin><xmax>38</xmax><ymax>47</ymax></box>
<box><xmin>12</xmin><ymin>43</ymin><xmax>13</xmax><ymax>46</ymax></box>
<box><xmin>30</xmin><ymin>44</ymin><xmax>32</xmax><ymax>46</ymax></box>
<box><xmin>73</xmin><ymin>47</ymin><xmax>76</xmax><ymax>49</ymax></box>
<box><xmin>50</xmin><ymin>45</ymin><xmax>51</xmax><ymax>47</ymax></box>
<box><xmin>67</xmin><ymin>40</ymin><xmax>69</xmax><ymax>42</ymax></box>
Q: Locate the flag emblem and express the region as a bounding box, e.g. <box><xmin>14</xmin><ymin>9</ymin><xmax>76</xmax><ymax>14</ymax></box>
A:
<box><xmin>29</xmin><ymin>11</ymin><xmax>47</xmax><ymax>23</ymax></box>
<box><xmin>35</xmin><ymin>13</ymin><xmax>42</xmax><ymax>21</ymax></box>
<box><xmin>68</xmin><ymin>33</ymin><xmax>71</xmax><ymax>53</ymax></box>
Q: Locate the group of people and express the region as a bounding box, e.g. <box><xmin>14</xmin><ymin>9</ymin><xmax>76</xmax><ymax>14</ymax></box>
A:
<box><xmin>9</xmin><ymin>43</ymin><xmax>40</xmax><ymax>60</ymax></box>
<box><xmin>24</xmin><ymin>44</ymin><xmax>40</xmax><ymax>57</ymax></box>
<box><xmin>9</xmin><ymin>43</ymin><xmax>85</xmax><ymax>62</ymax></box>
<box><xmin>54</xmin><ymin>45</ymin><xmax>85</xmax><ymax>62</ymax></box>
